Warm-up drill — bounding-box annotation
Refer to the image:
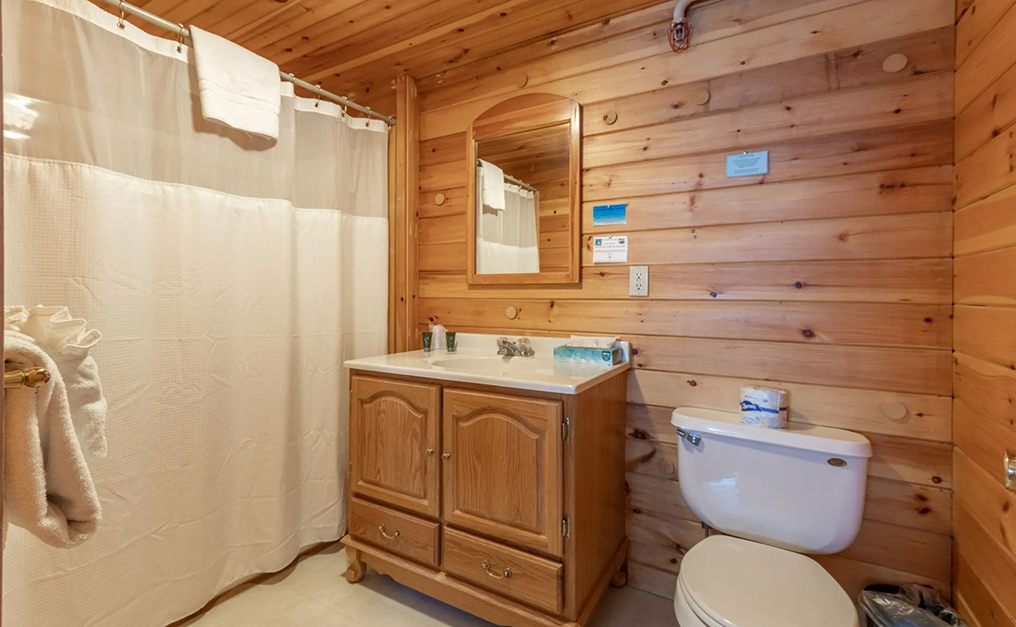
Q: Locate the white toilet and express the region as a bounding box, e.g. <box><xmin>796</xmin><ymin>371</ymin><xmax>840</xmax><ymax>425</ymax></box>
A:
<box><xmin>669</xmin><ymin>407</ymin><xmax>873</xmax><ymax>627</ymax></box>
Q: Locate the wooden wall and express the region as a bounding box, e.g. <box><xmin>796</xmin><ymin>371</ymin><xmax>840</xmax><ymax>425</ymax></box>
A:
<box><xmin>415</xmin><ymin>0</ymin><xmax>956</xmax><ymax>600</ymax></box>
<box><xmin>953</xmin><ymin>0</ymin><xmax>1016</xmax><ymax>625</ymax></box>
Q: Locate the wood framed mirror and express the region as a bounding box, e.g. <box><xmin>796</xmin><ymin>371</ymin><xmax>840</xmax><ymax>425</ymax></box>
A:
<box><xmin>466</xmin><ymin>93</ymin><xmax>581</xmax><ymax>285</ymax></box>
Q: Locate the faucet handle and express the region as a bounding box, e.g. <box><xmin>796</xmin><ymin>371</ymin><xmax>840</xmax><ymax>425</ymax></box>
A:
<box><xmin>517</xmin><ymin>337</ymin><xmax>535</xmax><ymax>357</ymax></box>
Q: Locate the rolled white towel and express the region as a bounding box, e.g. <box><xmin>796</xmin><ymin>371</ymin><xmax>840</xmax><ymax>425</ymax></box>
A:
<box><xmin>4</xmin><ymin>330</ymin><xmax>101</xmax><ymax>548</ymax></box>
<box><xmin>12</xmin><ymin>306</ymin><xmax>107</xmax><ymax>459</ymax></box>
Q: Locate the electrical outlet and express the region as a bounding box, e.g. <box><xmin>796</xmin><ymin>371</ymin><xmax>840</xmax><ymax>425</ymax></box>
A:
<box><xmin>629</xmin><ymin>265</ymin><xmax>649</xmax><ymax>297</ymax></box>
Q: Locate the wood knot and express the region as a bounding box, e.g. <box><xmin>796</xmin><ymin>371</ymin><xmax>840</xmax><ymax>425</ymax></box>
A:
<box><xmin>801</xmin><ymin>329</ymin><xmax>816</xmax><ymax>339</ymax></box>
<box><xmin>687</xmin><ymin>379</ymin><xmax>698</xmax><ymax>387</ymax></box>
<box><xmin>931</xmin><ymin>476</ymin><xmax>943</xmax><ymax>484</ymax></box>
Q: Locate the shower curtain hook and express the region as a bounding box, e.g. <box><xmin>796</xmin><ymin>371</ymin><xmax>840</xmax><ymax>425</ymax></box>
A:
<box><xmin>314</xmin><ymin>85</ymin><xmax>321</xmax><ymax>108</ymax></box>
<box><xmin>176</xmin><ymin>24</ymin><xmax>185</xmax><ymax>52</ymax></box>
<box><xmin>117</xmin><ymin>0</ymin><xmax>126</xmax><ymax>29</ymax></box>
<box><xmin>365</xmin><ymin>107</ymin><xmax>372</xmax><ymax>127</ymax></box>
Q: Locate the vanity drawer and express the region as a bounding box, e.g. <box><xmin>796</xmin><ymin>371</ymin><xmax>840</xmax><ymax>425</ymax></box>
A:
<box><xmin>349</xmin><ymin>498</ymin><xmax>440</xmax><ymax>567</ymax></box>
<box><xmin>442</xmin><ymin>527</ymin><xmax>562</xmax><ymax>614</ymax></box>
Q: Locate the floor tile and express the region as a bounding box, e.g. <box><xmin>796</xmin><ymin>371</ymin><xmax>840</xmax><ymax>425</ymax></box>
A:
<box><xmin>189</xmin><ymin>545</ymin><xmax>677</xmax><ymax>626</ymax></box>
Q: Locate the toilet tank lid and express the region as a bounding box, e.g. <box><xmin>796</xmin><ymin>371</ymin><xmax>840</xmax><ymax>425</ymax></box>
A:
<box><xmin>671</xmin><ymin>407</ymin><xmax>872</xmax><ymax>458</ymax></box>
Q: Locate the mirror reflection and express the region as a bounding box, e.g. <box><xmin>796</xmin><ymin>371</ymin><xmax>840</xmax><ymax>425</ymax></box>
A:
<box><xmin>474</xmin><ymin>122</ymin><xmax>571</xmax><ymax>275</ymax></box>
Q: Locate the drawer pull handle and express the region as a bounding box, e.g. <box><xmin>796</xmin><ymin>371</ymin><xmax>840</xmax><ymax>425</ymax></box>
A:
<box><xmin>482</xmin><ymin>560</ymin><xmax>511</xmax><ymax>580</ymax></box>
<box><xmin>378</xmin><ymin>524</ymin><xmax>401</xmax><ymax>540</ymax></box>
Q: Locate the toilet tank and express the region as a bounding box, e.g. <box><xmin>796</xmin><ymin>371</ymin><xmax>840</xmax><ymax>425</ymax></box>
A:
<box><xmin>671</xmin><ymin>407</ymin><xmax>872</xmax><ymax>555</ymax></box>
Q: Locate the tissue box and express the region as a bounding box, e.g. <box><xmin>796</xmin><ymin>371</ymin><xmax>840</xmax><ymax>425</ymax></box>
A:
<box><xmin>553</xmin><ymin>345</ymin><xmax>623</xmax><ymax>365</ymax></box>
<box><xmin>740</xmin><ymin>386</ymin><xmax>788</xmax><ymax>428</ymax></box>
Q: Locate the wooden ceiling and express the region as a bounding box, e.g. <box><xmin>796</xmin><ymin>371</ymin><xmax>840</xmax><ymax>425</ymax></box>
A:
<box><xmin>119</xmin><ymin>0</ymin><xmax>661</xmax><ymax>115</ymax></box>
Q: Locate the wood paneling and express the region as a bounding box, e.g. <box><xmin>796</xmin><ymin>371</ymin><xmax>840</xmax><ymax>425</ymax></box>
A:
<box><xmin>114</xmin><ymin>0</ymin><xmax>661</xmax><ymax>114</ymax></box>
<box><xmin>417</xmin><ymin>0</ymin><xmax>955</xmax><ymax>601</ymax></box>
<box><xmin>393</xmin><ymin>74</ymin><xmax>420</xmax><ymax>352</ymax></box>
<box><xmin>954</xmin><ymin>0</ymin><xmax>1016</xmax><ymax>624</ymax></box>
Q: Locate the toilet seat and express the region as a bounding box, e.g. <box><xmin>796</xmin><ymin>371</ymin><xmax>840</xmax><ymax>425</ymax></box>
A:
<box><xmin>676</xmin><ymin>536</ymin><xmax>858</xmax><ymax>627</ymax></box>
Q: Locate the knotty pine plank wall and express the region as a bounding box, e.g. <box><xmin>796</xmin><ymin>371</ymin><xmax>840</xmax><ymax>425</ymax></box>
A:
<box><xmin>953</xmin><ymin>0</ymin><xmax>1016</xmax><ymax>625</ymax></box>
<box><xmin>416</xmin><ymin>0</ymin><xmax>955</xmax><ymax>600</ymax></box>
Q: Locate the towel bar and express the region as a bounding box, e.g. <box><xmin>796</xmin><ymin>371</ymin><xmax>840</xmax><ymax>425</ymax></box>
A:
<box><xmin>4</xmin><ymin>367</ymin><xmax>51</xmax><ymax>389</ymax></box>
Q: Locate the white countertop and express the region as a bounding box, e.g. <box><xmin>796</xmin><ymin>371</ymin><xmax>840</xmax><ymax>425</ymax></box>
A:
<box><xmin>344</xmin><ymin>333</ymin><xmax>631</xmax><ymax>395</ymax></box>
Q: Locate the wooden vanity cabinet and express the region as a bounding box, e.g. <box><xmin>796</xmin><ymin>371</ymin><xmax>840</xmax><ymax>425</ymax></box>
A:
<box><xmin>342</xmin><ymin>370</ymin><xmax>629</xmax><ymax>627</ymax></box>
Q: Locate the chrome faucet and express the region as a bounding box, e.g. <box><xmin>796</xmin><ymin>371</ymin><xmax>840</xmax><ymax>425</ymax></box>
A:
<box><xmin>497</xmin><ymin>337</ymin><xmax>535</xmax><ymax>357</ymax></box>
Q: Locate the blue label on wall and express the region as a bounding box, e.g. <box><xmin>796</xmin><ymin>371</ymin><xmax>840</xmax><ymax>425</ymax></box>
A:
<box><xmin>726</xmin><ymin>151</ymin><xmax>769</xmax><ymax>178</ymax></box>
<box><xmin>592</xmin><ymin>204</ymin><xmax>627</xmax><ymax>226</ymax></box>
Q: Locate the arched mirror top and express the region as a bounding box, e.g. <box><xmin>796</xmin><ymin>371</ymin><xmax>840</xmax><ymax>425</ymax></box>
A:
<box><xmin>466</xmin><ymin>94</ymin><xmax>582</xmax><ymax>286</ymax></box>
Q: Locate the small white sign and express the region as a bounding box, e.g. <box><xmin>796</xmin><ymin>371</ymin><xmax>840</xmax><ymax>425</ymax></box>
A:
<box><xmin>726</xmin><ymin>150</ymin><xmax>769</xmax><ymax>178</ymax></box>
<box><xmin>593</xmin><ymin>235</ymin><xmax>628</xmax><ymax>263</ymax></box>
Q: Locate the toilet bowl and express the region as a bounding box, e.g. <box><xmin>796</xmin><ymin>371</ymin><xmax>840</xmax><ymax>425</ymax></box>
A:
<box><xmin>668</xmin><ymin>407</ymin><xmax>873</xmax><ymax>627</ymax></box>
<box><xmin>672</xmin><ymin>536</ymin><xmax>858</xmax><ymax>627</ymax></box>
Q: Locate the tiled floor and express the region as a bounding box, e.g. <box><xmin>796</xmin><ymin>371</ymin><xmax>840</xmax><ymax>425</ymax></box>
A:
<box><xmin>177</xmin><ymin>543</ymin><xmax>679</xmax><ymax>627</ymax></box>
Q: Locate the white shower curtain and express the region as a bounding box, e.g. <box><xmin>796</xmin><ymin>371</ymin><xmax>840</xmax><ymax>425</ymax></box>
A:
<box><xmin>476</xmin><ymin>176</ymin><xmax>540</xmax><ymax>274</ymax></box>
<box><xmin>1</xmin><ymin>0</ymin><xmax>388</xmax><ymax>625</ymax></box>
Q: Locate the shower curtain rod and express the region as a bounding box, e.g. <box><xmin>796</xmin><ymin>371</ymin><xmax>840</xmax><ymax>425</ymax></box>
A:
<box><xmin>97</xmin><ymin>0</ymin><xmax>396</xmax><ymax>127</ymax></box>
<box><xmin>476</xmin><ymin>160</ymin><xmax>539</xmax><ymax>194</ymax></box>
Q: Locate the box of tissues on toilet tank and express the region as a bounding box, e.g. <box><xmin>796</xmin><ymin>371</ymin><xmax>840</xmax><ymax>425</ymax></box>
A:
<box><xmin>740</xmin><ymin>386</ymin><xmax>788</xmax><ymax>428</ymax></box>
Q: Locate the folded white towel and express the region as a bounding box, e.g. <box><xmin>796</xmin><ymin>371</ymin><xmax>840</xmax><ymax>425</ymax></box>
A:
<box><xmin>479</xmin><ymin>159</ymin><xmax>506</xmax><ymax>212</ymax></box>
<box><xmin>567</xmin><ymin>335</ymin><xmax>617</xmax><ymax>349</ymax></box>
<box><xmin>189</xmin><ymin>25</ymin><xmax>282</xmax><ymax>140</ymax></box>
<box><xmin>4</xmin><ymin>330</ymin><xmax>101</xmax><ymax>548</ymax></box>
<box><xmin>14</xmin><ymin>306</ymin><xmax>107</xmax><ymax>458</ymax></box>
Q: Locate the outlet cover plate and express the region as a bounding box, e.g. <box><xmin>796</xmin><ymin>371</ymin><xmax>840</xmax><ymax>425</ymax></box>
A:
<box><xmin>630</xmin><ymin>265</ymin><xmax>649</xmax><ymax>297</ymax></box>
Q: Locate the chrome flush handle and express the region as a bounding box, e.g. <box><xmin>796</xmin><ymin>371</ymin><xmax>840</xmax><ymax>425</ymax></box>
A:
<box><xmin>1006</xmin><ymin>451</ymin><xmax>1016</xmax><ymax>491</ymax></box>
<box><xmin>677</xmin><ymin>429</ymin><xmax>702</xmax><ymax>446</ymax></box>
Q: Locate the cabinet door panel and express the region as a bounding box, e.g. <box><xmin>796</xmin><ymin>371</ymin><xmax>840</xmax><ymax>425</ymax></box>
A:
<box><xmin>442</xmin><ymin>389</ymin><xmax>563</xmax><ymax>556</ymax></box>
<box><xmin>351</xmin><ymin>376</ymin><xmax>440</xmax><ymax>517</ymax></box>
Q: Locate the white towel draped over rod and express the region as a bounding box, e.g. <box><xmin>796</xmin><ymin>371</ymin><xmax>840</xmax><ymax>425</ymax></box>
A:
<box><xmin>95</xmin><ymin>0</ymin><xmax>396</xmax><ymax>127</ymax></box>
<box><xmin>475</xmin><ymin>159</ymin><xmax>540</xmax><ymax>193</ymax></box>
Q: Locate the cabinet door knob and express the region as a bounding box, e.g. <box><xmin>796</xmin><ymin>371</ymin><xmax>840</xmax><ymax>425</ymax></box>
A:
<box><xmin>426</xmin><ymin>448</ymin><xmax>435</xmax><ymax>457</ymax></box>
<box><xmin>441</xmin><ymin>452</ymin><xmax>451</xmax><ymax>460</ymax></box>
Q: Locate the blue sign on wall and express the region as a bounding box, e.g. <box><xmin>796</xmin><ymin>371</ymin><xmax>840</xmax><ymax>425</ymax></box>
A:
<box><xmin>726</xmin><ymin>151</ymin><xmax>769</xmax><ymax>178</ymax></box>
<box><xmin>592</xmin><ymin>204</ymin><xmax>627</xmax><ymax>226</ymax></box>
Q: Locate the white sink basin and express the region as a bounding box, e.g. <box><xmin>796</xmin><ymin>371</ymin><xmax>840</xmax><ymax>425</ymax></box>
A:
<box><xmin>429</xmin><ymin>355</ymin><xmax>557</xmax><ymax>377</ymax></box>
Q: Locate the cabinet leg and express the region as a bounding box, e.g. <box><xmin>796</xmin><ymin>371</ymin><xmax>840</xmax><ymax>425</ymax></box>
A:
<box><xmin>345</xmin><ymin>546</ymin><xmax>366</xmax><ymax>584</ymax></box>
<box><xmin>609</xmin><ymin>560</ymin><xmax>628</xmax><ymax>588</ymax></box>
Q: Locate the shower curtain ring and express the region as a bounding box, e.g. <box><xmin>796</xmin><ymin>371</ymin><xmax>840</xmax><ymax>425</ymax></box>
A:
<box><xmin>117</xmin><ymin>0</ymin><xmax>126</xmax><ymax>29</ymax></box>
